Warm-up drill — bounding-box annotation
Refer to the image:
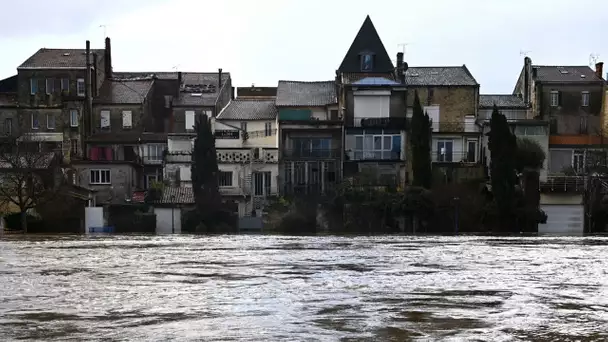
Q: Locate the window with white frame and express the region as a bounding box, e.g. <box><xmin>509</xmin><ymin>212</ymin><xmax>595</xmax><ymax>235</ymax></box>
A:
<box><xmin>122</xmin><ymin>110</ymin><xmax>132</xmax><ymax>128</ymax></box>
<box><xmin>90</xmin><ymin>169</ymin><xmax>111</xmax><ymax>185</ymax></box>
<box><xmin>30</xmin><ymin>78</ymin><xmax>38</xmax><ymax>95</ymax></box>
<box><xmin>264</xmin><ymin>122</ymin><xmax>272</xmax><ymax>136</ymax></box>
<box><xmin>46</xmin><ymin>78</ymin><xmax>54</xmax><ymax>94</ymax></box>
<box><xmin>31</xmin><ymin>113</ymin><xmax>39</xmax><ymax>129</ymax></box>
<box><xmin>70</xmin><ymin>109</ymin><xmax>79</xmax><ymax>127</ymax></box>
<box><xmin>185</xmin><ymin>110</ymin><xmax>195</xmax><ymax>130</ymax></box>
<box><xmin>581</xmin><ymin>91</ymin><xmax>590</xmax><ymax>107</ymax></box>
<box><xmin>550</xmin><ymin>91</ymin><xmax>559</xmax><ymax>107</ymax></box>
<box><xmin>437</xmin><ymin>140</ymin><xmax>454</xmax><ymax>162</ymax></box>
<box><xmin>145</xmin><ymin>174</ymin><xmax>158</xmax><ymax>189</ymax></box>
<box><xmin>219</xmin><ymin>171</ymin><xmax>233</xmax><ymax>186</ymax></box>
<box><xmin>77</xmin><ymin>78</ymin><xmax>85</xmax><ymax>96</ymax></box>
<box><xmin>573</xmin><ymin>151</ymin><xmax>584</xmax><ymax>174</ymax></box>
<box><xmin>353</xmin><ymin>134</ymin><xmax>401</xmax><ymax>160</ymax></box>
<box><xmin>46</xmin><ymin>113</ymin><xmax>55</xmax><ymax>129</ymax></box>
<box><xmin>147</xmin><ymin>144</ymin><xmax>165</xmax><ymax>161</ymax></box>
<box><xmin>100</xmin><ymin>110</ymin><xmax>110</xmax><ymax>130</ymax></box>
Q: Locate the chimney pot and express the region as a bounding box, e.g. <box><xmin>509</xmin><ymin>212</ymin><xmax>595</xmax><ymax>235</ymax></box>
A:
<box><xmin>595</xmin><ymin>62</ymin><xmax>604</xmax><ymax>79</ymax></box>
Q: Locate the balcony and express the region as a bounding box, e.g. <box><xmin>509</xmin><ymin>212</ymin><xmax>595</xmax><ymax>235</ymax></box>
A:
<box><xmin>142</xmin><ymin>156</ymin><xmax>163</xmax><ymax>165</ymax></box>
<box><xmin>541</xmin><ymin>175</ymin><xmax>587</xmax><ymax>193</ymax></box>
<box><xmin>165</xmin><ymin>152</ymin><xmax>191</xmax><ymax>163</ymax></box>
<box><xmin>283</xmin><ymin>148</ymin><xmax>341</xmax><ymax>159</ymax></box>
<box><xmin>346</xmin><ymin>150</ymin><xmax>402</xmax><ymax>161</ymax></box>
<box><xmin>432</xmin><ymin>151</ymin><xmax>479</xmax><ymax>163</ymax></box>
<box><xmin>353</xmin><ymin>117</ymin><xmax>407</xmax><ymax>128</ymax></box>
<box><xmin>432</xmin><ymin>121</ymin><xmax>479</xmax><ymax>133</ymax></box>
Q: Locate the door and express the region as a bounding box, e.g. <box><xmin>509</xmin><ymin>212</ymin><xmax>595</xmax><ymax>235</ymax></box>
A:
<box><xmin>539</xmin><ymin>204</ymin><xmax>584</xmax><ymax>236</ymax></box>
<box><xmin>466</xmin><ymin>140</ymin><xmax>477</xmax><ymax>163</ymax></box>
<box><xmin>437</xmin><ymin>140</ymin><xmax>453</xmax><ymax>162</ymax></box>
<box><xmin>253</xmin><ymin>171</ymin><xmax>272</xmax><ymax>196</ymax></box>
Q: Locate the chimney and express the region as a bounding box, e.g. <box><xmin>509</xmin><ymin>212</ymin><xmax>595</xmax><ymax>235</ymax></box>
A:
<box><xmin>104</xmin><ymin>37</ymin><xmax>112</xmax><ymax>79</ymax></box>
<box><xmin>218</xmin><ymin>68</ymin><xmax>223</xmax><ymax>89</ymax></box>
<box><xmin>596</xmin><ymin>62</ymin><xmax>604</xmax><ymax>79</ymax></box>
<box><xmin>177</xmin><ymin>72</ymin><xmax>182</xmax><ymax>96</ymax></box>
<box><xmin>532</xmin><ymin>67</ymin><xmax>538</xmax><ymax>78</ymax></box>
<box><xmin>92</xmin><ymin>53</ymin><xmax>98</xmax><ymax>97</ymax></box>
<box><xmin>231</xmin><ymin>86</ymin><xmax>235</xmax><ymax>100</ymax></box>
<box><xmin>524</xmin><ymin>57</ymin><xmax>532</xmax><ymax>105</ymax></box>
<box><xmin>396</xmin><ymin>52</ymin><xmax>405</xmax><ymax>84</ymax></box>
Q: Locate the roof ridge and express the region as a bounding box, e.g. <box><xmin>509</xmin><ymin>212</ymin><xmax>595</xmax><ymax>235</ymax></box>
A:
<box><xmin>533</xmin><ymin>65</ymin><xmax>591</xmax><ymax>68</ymax></box>
<box><xmin>407</xmin><ymin>66</ymin><xmax>468</xmax><ymax>69</ymax></box>
<box><xmin>278</xmin><ymin>80</ymin><xmax>334</xmax><ymax>84</ymax></box>
<box><xmin>480</xmin><ymin>94</ymin><xmax>518</xmax><ymax>96</ymax></box>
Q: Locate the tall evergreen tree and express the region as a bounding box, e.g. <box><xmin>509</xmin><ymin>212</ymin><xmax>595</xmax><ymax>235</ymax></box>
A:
<box><xmin>410</xmin><ymin>91</ymin><xmax>432</xmax><ymax>189</ymax></box>
<box><xmin>488</xmin><ymin>105</ymin><xmax>518</xmax><ymax>233</ymax></box>
<box><xmin>191</xmin><ymin>114</ymin><xmax>221</xmax><ymax>227</ymax></box>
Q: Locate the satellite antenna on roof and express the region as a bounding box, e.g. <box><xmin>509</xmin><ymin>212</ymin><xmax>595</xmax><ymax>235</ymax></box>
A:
<box><xmin>589</xmin><ymin>53</ymin><xmax>600</xmax><ymax>67</ymax></box>
<box><xmin>519</xmin><ymin>50</ymin><xmax>531</xmax><ymax>57</ymax></box>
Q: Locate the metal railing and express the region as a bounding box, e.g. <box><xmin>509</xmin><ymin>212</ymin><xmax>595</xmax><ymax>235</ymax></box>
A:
<box><xmin>431</xmin><ymin>151</ymin><xmax>479</xmax><ymax>163</ymax></box>
<box><xmin>244</xmin><ymin>129</ymin><xmax>278</xmax><ymax>140</ymax></box>
<box><xmin>142</xmin><ymin>156</ymin><xmax>163</xmax><ymax>164</ymax></box>
<box><xmin>540</xmin><ymin>175</ymin><xmax>587</xmax><ymax>192</ymax></box>
<box><xmin>353</xmin><ymin>117</ymin><xmax>407</xmax><ymax>128</ymax></box>
<box><xmin>432</xmin><ymin>121</ymin><xmax>479</xmax><ymax>133</ymax></box>
<box><xmin>283</xmin><ymin>148</ymin><xmax>341</xmax><ymax>159</ymax></box>
<box><xmin>346</xmin><ymin>150</ymin><xmax>402</xmax><ymax>161</ymax></box>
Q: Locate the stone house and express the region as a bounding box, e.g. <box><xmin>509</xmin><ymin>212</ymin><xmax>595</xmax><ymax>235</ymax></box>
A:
<box><xmin>336</xmin><ymin>16</ymin><xmax>408</xmax><ymax>187</ymax></box>
<box><xmin>276</xmin><ymin>80</ymin><xmax>340</xmax><ymax>195</ymax></box>
<box><xmin>0</xmin><ymin>76</ymin><xmax>18</xmax><ymax>141</ymax></box>
<box><xmin>513</xmin><ymin>57</ymin><xmax>606</xmax><ymax>174</ymax></box>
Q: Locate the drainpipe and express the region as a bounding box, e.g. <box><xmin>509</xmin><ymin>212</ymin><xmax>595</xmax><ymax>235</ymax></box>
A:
<box><xmin>84</xmin><ymin>40</ymin><xmax>92</xmax><ymax>159</ymax></box>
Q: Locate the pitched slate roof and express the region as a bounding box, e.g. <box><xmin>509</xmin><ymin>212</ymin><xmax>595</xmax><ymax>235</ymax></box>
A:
<box><xmin>113</xmin><ymin>71</ymin><xmax>231</xmax><ymax>106</ymax></box>
<box><xmin>18</xmin><ymin>48</ymin><xmax>104</xmax><ymax>69</ymax></box>
<box><xmin>405</xmin><ymin>66</ymin><xmax>478</xmax><ymax>86</ymax></box>
<box><xmin>158</xmin><ymin>187</ymin><xmax>194</xmax><ymax>205</ymax></box>
<box><xmin>341</xmin><ymin>72</ymin><xmax>396</xmax><ymax>85</ymax></box>
<box><xmin>217</xmin><ymin>99</ymin><xmax>278</xmax><ymax>120</ymax></box>
<box><xmin>479</xmin><ymin>95</ymin><xmax>527</xmax><ymax>108</ymax></box>
<box><xmin>338</xmin><ymin>16</ymin><xmax>394</xmax><ymax>73</ymax></box>
<box><xmin>275</xmin><ymin>81</ymin><xmax>337</xmax><ymax>107</ymax></box>
<box><xmin>96</xmin><ymin>79</ymin><xmax>155</xmax><ymax>104</ymax></box>
<box><xmin>0</xmin><ymin>75</ymin><xmax>17</xmax><ymax>93</ymax></box>
<box><xmin>532</xmin><ymin>65</ymin><xmax>603</xmax><ymax>82</ymax></box>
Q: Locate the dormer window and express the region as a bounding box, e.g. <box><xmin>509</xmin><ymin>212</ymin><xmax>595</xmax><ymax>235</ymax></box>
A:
<box><xmin>361</xmin><ymin>54</ymin><xmax>373</xmax><ymax>71</ymax></box>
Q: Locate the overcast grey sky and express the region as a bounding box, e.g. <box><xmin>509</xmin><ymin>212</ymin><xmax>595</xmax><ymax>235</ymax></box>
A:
<box><xmin>1</xmin><ymin>0</ymin><xmax>606</xmax><ymax>93</ymax></box>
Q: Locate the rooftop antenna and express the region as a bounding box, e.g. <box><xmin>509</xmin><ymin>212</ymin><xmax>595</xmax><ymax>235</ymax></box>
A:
<box><xmin>172</xmin><ymin>65</ymin><xmax>180</xmax><ymax>71</ymax></box>
<box><xmin>99</xmin><ymin>24</ymin><xmax>108</xmax><ymax>38</ymax></box>
<box><xmin>397</xmin><ymin>43</ymin><xmax>409</xmax><ymax>56</ymax></box>
<box><xmin>519</xmin><ymin>50</ymin><xmax>531</xmax><ymax>57</ymax></box>
<box><xmin>590</xmin><ymin>53</ymin><xmax>600</xmax><ymax>67</ymax></box>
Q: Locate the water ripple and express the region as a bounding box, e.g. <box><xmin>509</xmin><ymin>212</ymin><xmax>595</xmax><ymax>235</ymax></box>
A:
<box><xmin>1</xmin><ymin>235</ymin><xmax>608</xmax><ymax>341</ymax></box>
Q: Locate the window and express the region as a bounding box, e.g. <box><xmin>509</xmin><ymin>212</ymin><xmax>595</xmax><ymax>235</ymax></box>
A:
<box><xmin>100</xmin><ymin>110</ymin><xmax>110</xmax><ymax>130</ymax></box>
<box><xmin>330</xmin><ymin>109</ymin><xmax>339</xmax><ymax>120</ymax></box>
<box><xmin>360</xmin><ymin>54</ymin><xmax>373</xmax><ymax>71</ymax></box>
<box><xmin>292</xmin><ymin>137</ymin><xmax>332</xmax><ymax>158</ymax></box>
<box><xmin>30</xmin><ymin>78</ymin><xmax>38</xmax><ymax>95</ymax></box>
<box><xmin>31</xmin><ymin>113</ymin><xmax>39</xmax><ymax>129</ymax></box>
<box><xmin>427</xmin><ymin>88</ymin><xmax>434</xmax><ymax>105</ymax></box>
<box><xmin>145</xmin><ymin>174</ymin><xmax>158</xmax><ymax>189</ymax></box>
<box><xmin>147</xmin><ymin>144</ymin><xmax>165</xmax><ymax>161</ymax></box>
<box><xmin>549</xmin><ymin>117</ymin><xmax>558</xmax><ymax>134</ymax></box>
<box><xmin>70</xmin><ymin>139</ymin><xmax>78</xmax><ymax>156</ymax></box>
<box><xmin>550</xmin><ymin>91</ymin><xmax>559</xmax><ymax>107</ymax></box>
<box><xmin>580</xmin><ymin>116</ymin><xmax>588</xmax><ymax>134</ymax></box>
<box><xmin>122</xmin><ymin>110</ymin><xmax>132</xmax><ymax>128</ymax></box>
<box><xmin>253</xmin><ymin>171</ymin><xmax>272</xmax><ymax>196</ymax></box>
<box><xmin>77</xmin><ymin>78</ymin><xmax>85</xmax><ymax>96</ymax></box>
<box><xmin>61</xmin><ymin>78</ymin><xmax>69</xmax><ymax>92</ymax></box>
<box><xmin>466</xmin><ymin>140</ymin><xmax>477</xmax><ymax>162</ymax></box>
<box><xmin>264</xmin><ymin>122</ymin><xmax>272</xmax><ymax>136</ymax></box>
<box><xmin>46</xmin><ymin>78</ymin><xmax>54</xmax><ymax>94</ymax></box>
<box><xmin>90</xmin><ymin>169</ymin><xmax>111</xmax><ymax>185</ymax></box>
<box><xmin>437</xmin><ymin>140</ymin><xmax>453</xmax><ymax>162</ymax></box>
<box><xmin>582</xmin><ymin>91</ymin><xmax>590</xmax><ymax>107</ymax></box>
<box><xmin>185</xmin><ymin>110</ymin><xmax>195</xmax><ymax>130</ymax></box>
<box><xmin>46</xmin><ymin>113</ymin><xmax>55</xmax><ymax>129</ymax></box>
<box><xmin>219</xmin><ymin>171</ymin><xmax>233</xmax><ymax>186</ymax></box>
<box><xmin>353</xmin><ymin>134</ymin><xmax>401</xmax><ymax>160</ymax></box>
<box><xmin>70</xmin><ymin>109</ymin><xmax>79</xmax><ymax>127</ymax></box>
<box><xmin>4</xmin><ymin>118</ymin><xmax>11</xmax><ymax>136</ymax></box>
<box><xmin>573</xmin><ymin>152</ymin><xmax>584</xmax><ymax>174</ymax></box>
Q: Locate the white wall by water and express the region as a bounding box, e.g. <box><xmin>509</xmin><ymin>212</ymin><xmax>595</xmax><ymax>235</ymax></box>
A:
<box><xmin>85</xmin><ymin>207</ymin><xmax>104</xmax><ymax>234</ymax></box>
<box><xmin>155</xmin><ymin>207</ymin><xmax>182</xmax><ymax>234</ymax></box>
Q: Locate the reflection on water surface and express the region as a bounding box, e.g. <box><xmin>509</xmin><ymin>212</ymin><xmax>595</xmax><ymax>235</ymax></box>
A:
<box><xmin>1</xmin><ymin>235</ymin><xmax>608</xmax><ymax>341</ymax></box>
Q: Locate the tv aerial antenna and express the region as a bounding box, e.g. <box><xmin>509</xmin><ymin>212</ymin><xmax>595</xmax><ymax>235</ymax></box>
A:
<box><xmin>519</xmin><ymin>50</ymin><xmax>531</xmax><ymax>57</ymax></box>
<box><xmin>590</xmin><ymin>53</ymin><xmax>600</xmax><ymax>67</ymax></box>
<box><xmin>99</xmin><ymin>24</ymin><xmax>109</xmax><ymax>38</ymax></box>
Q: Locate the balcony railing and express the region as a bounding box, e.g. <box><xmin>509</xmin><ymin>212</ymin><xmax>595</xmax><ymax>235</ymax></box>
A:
<box><xmin>432</xmin><ymin>121</ymin><xmax>479</xmax><ymax>133</ymax></box>
<box><xmin>353</xmin><ymin>117</ymin><xmax>407</xmax><ymax>128</ymax></box>
<box><xmin>283</xmin><ymin>148</ymin><xmax>341</xmax><ymax>159</ymax></box>
<box><xmin>164</xmin><ymin>152</ymin><xmax>192</xmax><ymax>163</ymax></box>
<box><xmin>245</xmin><ymin>129</ymin><xmax>277</xmax><ymax>140</ymax></box>
<box><xmin>142</xmin><ymin>156</ymin><xmax>163</xmax><ymax>164</ymax></box>
<box><xmin>346</xmin><ymin>150</ymin><xmax>402</xmax><ymax>161</ymax></box>
<box><xmin>431</xmin><ymin>151</ymin><xmax>479</xmax><ymax>163</ymax></box>
<box><xmin>541</xmin><ymin>175</ymin><xmax>587</xmax><ymax>193</ymax></box>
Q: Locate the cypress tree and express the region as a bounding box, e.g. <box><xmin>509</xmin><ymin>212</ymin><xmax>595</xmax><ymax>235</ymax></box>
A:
<box><xmin>410</xmin><ymin>91</ymin><xmax>432</xmax><ymax>189</ymax></box>
<box><xmin>488</xmin><ymin>105</ymin><xmax>517</xmax><ymax>233</ymax></box>
<box><xmin>191</xmin><ymin>114</ymin><xmax>221</xmax><ymax>228</ymax></box>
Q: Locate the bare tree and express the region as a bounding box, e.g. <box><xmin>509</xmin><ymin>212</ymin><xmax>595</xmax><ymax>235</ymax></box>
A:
<box><xmin>0</xmin><ymin>138</ymin><xmax>63</xmax><ymax>233</ymax></box>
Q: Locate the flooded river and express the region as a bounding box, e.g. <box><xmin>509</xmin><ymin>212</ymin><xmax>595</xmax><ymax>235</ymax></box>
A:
<box><xmin>1</xmin><ymin>236</ymin><xmax>608</xmax><ymax>341</ymax></box>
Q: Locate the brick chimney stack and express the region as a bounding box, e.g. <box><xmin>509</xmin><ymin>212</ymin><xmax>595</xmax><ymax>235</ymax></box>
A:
<box><xmin>596</xmin><ymin>62</ymin><xmax>604</xmax><ymax>79</ymax></box>
<box><xmin>104</xmin><ymin>37</ymin><xmax>112</xmax><ymax>79</ymax></box>
<box><xmin>218</xmin><ymin>68</ymin><xmax>223</xmax><ymax>89</ymax></box>
<box><xmin>396</xmin><ymin>52</ymin><xmax>405</xmax><ymax>84</ymax></box>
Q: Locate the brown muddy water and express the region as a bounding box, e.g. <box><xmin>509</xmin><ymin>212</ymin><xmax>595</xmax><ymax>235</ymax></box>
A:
<box><xmin>1</xmin><ymin>236</ymin><xmax>608</xmax><ymax>341</ymax></box>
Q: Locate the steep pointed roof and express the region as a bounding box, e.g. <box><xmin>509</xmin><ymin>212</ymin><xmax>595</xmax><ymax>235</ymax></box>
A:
<box><xmin>338</xmin><ymin>15</ymin><xmax>394</xmax><ymax>73</ymax></box>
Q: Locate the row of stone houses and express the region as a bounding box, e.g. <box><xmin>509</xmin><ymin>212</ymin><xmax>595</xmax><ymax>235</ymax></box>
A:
<box><xmin>0</xmin><ymin>15</ymin><xmax>606</xmax><ymax>229</ymax></box>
